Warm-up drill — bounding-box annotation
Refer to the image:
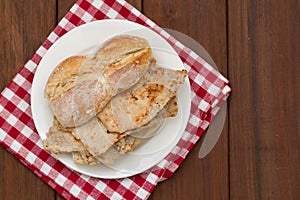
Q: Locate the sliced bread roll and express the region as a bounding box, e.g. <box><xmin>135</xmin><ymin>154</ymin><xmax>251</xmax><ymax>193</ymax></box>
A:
<box><xmin>43</xmin><ymin>96</ymin><xmax>179</xmax><ymax>165</ymax></box>
<box><xmin>98</xmin><ymin>65</ymin><xmax>187</xmax><ymax>133</ymax></box>
<box><xmin>76</xmin><ymin>96</ymin><xmax>179</xmax><ymax>166</ymax></box>
<box><xmin>45</xmin><ymin>35</ymin><xmax>152</xmax><ymax>128</ymax></box>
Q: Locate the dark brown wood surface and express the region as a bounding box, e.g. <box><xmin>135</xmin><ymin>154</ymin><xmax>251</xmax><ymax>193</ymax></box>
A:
<box><xmin>0</xmin><ymin>0</ymin><xmax>299</xmax><ymax>199</ymax></box>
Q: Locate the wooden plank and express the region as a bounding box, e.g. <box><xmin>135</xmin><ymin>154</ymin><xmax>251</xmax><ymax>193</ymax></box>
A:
<box><xmin>143</xmin><ymin>1</ymin><xmax>229</xmax><ymax>199</ymax></box>
<box><xmin>228</xmin><ymin>0</ymin><xmax>300</xmax><ymax>199</ymax></box>
<box><xmin>0</xmin><ymin>0</ymin><xmax>57</xmax><ymax>199</ymax></box>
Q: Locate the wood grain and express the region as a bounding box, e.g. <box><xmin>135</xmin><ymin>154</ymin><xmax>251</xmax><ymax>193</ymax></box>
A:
<box><xmin>1</xmin><ymin>0</ymin><xmax>299</xmax><ymax>199</ymax></box>
<box><xmin>143</xmin><ymin>1</ymin><xmax>229</xmax><ymax>199</ymax></box>
<box><xmin>0</xmin><ymin>0</ymin><xmax>57</xmax><ymax>199</ymax></box>
<box><xmin>228</xmin><ymin>0</ymin><xmax>300</xmax><ymax>199</ymax></box>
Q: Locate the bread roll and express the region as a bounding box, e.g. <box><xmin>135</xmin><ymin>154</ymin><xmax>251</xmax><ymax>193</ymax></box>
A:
<box><xmin>45</xmin><ymin>35</ymin><xmax>152</xmax><ymax>128</ymax></box>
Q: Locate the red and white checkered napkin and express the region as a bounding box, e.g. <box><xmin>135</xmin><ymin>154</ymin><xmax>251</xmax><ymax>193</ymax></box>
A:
<box><xmin>0</xmin><ymin>0</ymin><xmax>231</xmax><ymax>199</ymax></box>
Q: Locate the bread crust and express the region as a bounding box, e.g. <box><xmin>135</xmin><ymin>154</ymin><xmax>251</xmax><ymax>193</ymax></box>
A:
<box><xmin>45</xmin><ymin>56</ymin><xmax>86</xmax><ymax>100</ymax></box>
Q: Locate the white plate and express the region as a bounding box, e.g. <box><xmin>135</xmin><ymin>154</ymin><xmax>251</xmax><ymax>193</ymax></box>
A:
<box><xmin>31</xmin><ymin>19</ymin><xmax>191</xmax><ymax>179</ymax></box>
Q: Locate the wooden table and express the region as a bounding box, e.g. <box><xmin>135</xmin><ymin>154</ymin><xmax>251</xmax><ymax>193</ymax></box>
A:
<box><xmin>0</xmin><ymin>0</ymin><xmax>299</xmax><ymax>199</ymax></box>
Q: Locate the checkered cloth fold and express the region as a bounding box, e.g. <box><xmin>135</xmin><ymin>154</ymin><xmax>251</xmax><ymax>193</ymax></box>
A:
<box><xmin>0</xmin><ymin>0</ymin><xmax>231</xmax><ymax>199</ymax></box>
